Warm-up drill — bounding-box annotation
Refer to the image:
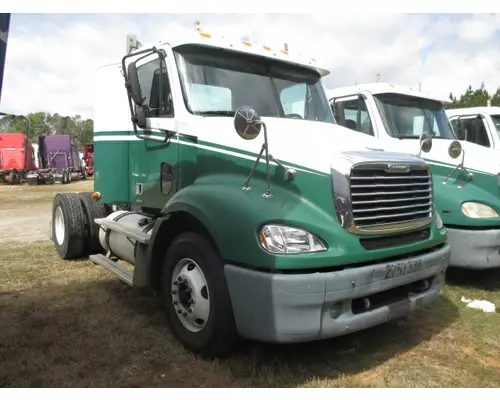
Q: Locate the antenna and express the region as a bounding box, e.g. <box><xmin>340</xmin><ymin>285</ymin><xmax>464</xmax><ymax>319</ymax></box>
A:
<box><xmin>284</xmin><ymin>42</ymin><xmax>288</xmax><ymax>52</ymax></box>
<box><xmin>487</xmin><ymin>98</ymin><xmax>491</xmax><ymax>107</ymax></box>
<box><xmin>126</xmin><ymin>34</ymin><xmax>142</xmax><ymax>54</ymax></box>
<box><xmin>376</xmin><ymin>73</ymin><xmax>381</xmax><ymax>83</ymax></box>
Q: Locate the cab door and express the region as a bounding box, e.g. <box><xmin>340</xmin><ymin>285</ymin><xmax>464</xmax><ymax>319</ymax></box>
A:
<box><xmin>129</xmin><ymin>49</ymin><xmax>179</xmax><ymax>212</ymax></box>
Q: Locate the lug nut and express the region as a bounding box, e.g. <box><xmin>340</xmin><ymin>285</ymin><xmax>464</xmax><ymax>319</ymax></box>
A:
<box><xmin>173</xmin><ymin>300</ymin><xmax>178</xmax><ymax>305</ymax></box>
<box><xmin>177</xmin><ymin>309</ymin><xmax>182</xmax><ymax>314</ymax></box>
<box><xmin>177</xmin><ymin>276</ymin><xmax>182</xmax><ymax>282</ymax></box>
<box><xmin>189</xmin><ymin>298</ymin><xmax>195</xmax><ymax>304</ymax></box>
<box><xmin>173</xmin><ymin>281</ymin><xmax>179</xmax><ymax>286</ymax></box>
<box><xmin>171</xmin><ymin>290</ymin><xmax>177</xmax><ymax>295</ymax></box>
<box><xmin>186</xmin><ymin>287</ymin><xmax>192</xmax><ymax>293</ymax></box>
<box><xmin>183</xmin><ymin>312</ymin><xmax>188</xmax><ymax>317</ymax></box>
<box><xmin>188</xmin><ymin>308</ymin><xmax>193</xmax><ymax>313</ymax></box>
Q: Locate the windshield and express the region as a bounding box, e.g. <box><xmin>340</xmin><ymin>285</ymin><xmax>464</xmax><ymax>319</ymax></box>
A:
<box><xmin>373</xmin><ymin>93</ymin><xmax>456</xmax><ymax>139</ymax></box>
<box><xmin>491</xmin><ymin>115</ymin><xmax>500</xmax><ymax>137</ymax></box>
<box><xmin>173</xmin><ymin>45</ymin><xmax>334</xmax><ymax>123</ymax></box>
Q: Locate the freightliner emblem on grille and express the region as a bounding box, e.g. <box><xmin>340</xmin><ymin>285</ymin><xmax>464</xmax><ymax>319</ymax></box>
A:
<box><xmin>385</xmin><ymin>164</ymin><xmax>410</xmax><ymax>173</ymax></box>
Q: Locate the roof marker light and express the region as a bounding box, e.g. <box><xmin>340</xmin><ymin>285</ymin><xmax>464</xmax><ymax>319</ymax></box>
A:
<box><xmin>199</xmin><ymin>32</ymin><xmax>211</xmax><ymax>38</ymax></box>
<box><xmin>242</xmin><ymin>41</ymin><xmax>252</xmax><ymax>46</ymax></box>
<box><xmin>263</xmin><ymin>45</ymin><xmax>271</xmax><ymax>51</ymax></box>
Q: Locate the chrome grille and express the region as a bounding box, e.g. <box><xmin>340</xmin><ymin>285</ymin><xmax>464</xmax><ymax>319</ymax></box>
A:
<box><xmin>349</xmin><ymin>165</ymin><xmax>433</xmax><ymax>232</ymax></box>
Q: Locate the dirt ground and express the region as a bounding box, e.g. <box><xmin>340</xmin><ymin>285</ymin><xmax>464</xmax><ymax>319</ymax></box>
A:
<box><xmin>0</xmin><ymin>179</ymin><xmax>499</xmax><ymax>388</ymax></box>
<box><xmin>0</xmin><ymin>180</ymin><xmax>93</xmax><ymax>243</ymax></box>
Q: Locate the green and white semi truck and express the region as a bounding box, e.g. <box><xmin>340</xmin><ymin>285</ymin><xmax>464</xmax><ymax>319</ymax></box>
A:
<box><xmin>328</xmin><ymin>83</ymin><xmax>500</xmax><ymax>270</ymax></box>
<box><xmin>50</xmin><ymin>30</ymin><xmax>450</xmax><ymax>357</ymax></box>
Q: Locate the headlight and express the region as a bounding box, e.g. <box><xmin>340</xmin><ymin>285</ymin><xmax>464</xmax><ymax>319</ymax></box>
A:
<box><xmin>435</xmin><ymin>210</ymin><xmax>444</xmax><ymax>229</ymax></box>
<box><xmin>258</xmin><ymin>225</ymin><xmax>327</xmax><ymax>254</ymax></box>
<box><xmin>461</xmin><ymin>202</ymin><xmax>499</xmax><ymax>218</ymax></box>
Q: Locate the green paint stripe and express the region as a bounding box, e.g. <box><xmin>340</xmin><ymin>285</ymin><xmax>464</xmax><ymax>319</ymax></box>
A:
<box><xmin>94</xmin><ymin>130</ymin><xmax>330</xmax><ymax>177</ymax></box>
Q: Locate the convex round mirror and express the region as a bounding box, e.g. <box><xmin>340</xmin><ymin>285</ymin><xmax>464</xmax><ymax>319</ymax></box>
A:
<box><xmin>420</xmin><ymin>132</ymin><xmax>433</xmax><ymax>153</ymax></box>
<box><xmin>234</xmin><ymin>105</ymin><xmax>262</xmax><ymax>140</ymax></box>
<box><xmin>448</xmin><ymin>140</ymin><xmax>462</xmax><ymax>159</ymax></box>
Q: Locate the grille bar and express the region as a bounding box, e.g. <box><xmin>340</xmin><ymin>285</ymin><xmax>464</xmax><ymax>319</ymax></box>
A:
<box><xmin>350</xmin><ymin>165</ymin><xmax>433</xmax><ymax>231</ymax></box>
<box><xmin>354</xmin><ymin>200</ymin><xmax>433</xmax><ymax>214</ymax></box>
<box><xmin>352</xmin><ymin>194</ymin><xmax>432</xmax><ymax>205</ymax></box>
<box><xmin>352</xmin><ymin>182</ymin><xmax>431</xmax><ymax>189</ymax></box>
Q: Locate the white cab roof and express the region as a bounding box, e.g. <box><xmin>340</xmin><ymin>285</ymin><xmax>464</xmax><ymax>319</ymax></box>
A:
<box><xmin>127</xmin><ymin>30</ymin><xmax>330</xmax><ymax>77</ymax></box>
<box><xmin>326</xmin><ymin>82</ymin><xmax>450</xmax><ymax>104</ymax></box>
<box><xmin>445</xmin><ymin>106</ymin><xmax>500</xmax><ymax>117</ymax></box>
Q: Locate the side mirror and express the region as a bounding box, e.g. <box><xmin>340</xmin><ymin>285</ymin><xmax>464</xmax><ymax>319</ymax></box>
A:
<box><xmin>448</xmin><ymin>140</ymin><xmax>462</xmax><ymax>159</ymax></box>
<box><xmin>127</xmin><ymin>61</ymin><xmax>144</xmax><ymax>106</ymax></box>
<box><xmin>134</xmin><ymin>106</ymin><xmax>147</xmax><ymax>129</ymax></box>
<box><xmin>234</xmin><ymin>105</ymin><xmax>262</xmax><ymax>140</ymax></box>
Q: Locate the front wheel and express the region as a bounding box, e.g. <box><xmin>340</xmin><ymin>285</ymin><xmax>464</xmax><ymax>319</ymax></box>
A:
<box><xmin>162</xmin><ymin>232</ymin><xmax>241</xmax><ymax>358</ymax></box>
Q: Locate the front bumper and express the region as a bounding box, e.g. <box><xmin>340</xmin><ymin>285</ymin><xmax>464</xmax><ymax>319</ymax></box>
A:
<box><xmin>224</xmin><ymin>243</ymin><xmax>450</xmax><ymax>343</ymax></box>
<box><xmin>447</xmin><ymin>227</ymin><xmax>500</xmax><ymax>269</ymax></box>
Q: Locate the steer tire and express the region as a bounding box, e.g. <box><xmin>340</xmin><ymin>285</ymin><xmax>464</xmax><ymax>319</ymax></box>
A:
<box><xmin>162</xmin><ymin>232</ymin><xmax>241</xmax><ymax>359</ymax></box>
<box><xmin>52</xmin><ymin>192</ymin><xmax>87</xmax><ymax>259</ymax></box>
<box><xmin>78</xmin><ymin>192</ymin><xmax>108</xmax><ymax>254</ymax></box>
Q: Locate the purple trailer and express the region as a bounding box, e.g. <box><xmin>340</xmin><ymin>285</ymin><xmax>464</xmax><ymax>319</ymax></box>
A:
<box><xmin>27</xmin><ymin>134</ymin><xmax>87</xmax><ymax>185</ymax></box>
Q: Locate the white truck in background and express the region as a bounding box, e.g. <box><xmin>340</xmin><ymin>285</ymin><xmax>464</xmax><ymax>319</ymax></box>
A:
<box><xmin>446</xmin><ymin>106</ymin><xmax>500</xmax><ymax>151</ymax></box>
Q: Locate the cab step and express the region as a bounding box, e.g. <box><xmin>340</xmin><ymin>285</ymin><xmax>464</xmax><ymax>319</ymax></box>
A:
<box><xmin>94</xmin><ymin>218</ymin><xmax>150</xmax><ymax>244</ymax></box>
<box><xmin>89</xmin><ymin>253</ymin><xmax>133</xmax><ymax>286</ymax></box>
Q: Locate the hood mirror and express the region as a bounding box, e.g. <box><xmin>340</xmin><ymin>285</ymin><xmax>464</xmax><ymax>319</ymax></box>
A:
<box><xmin>233</xmin><ymin>106</ymin><xmax>262</xmax><ymax>140</ymax></box>
<box><xmin>443</xmin><ymin>140</ymin><xmax>469</xmax><ymax>188</ymax></box>
<box><xmin>448</xmin><ymin>140</ymin><xmax>462</xmax><ymax>159</ymax></box>
<box><xmin>417</xmin><ymin>132</ymin><xmax>433</xmax><ymax>157</ymax></box>
<box><xmin>234</xmin><ymin>105</ymin><xmax>296</xmax><ymax>198</ymax></box>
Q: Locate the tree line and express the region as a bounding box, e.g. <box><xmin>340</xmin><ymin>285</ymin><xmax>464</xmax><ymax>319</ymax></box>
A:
<box><xmin>446</xmin><ymin>83</ymin><xmax>500</xmax><ymax>109</ymax></box>
<box><xmin>0</xmin><ymin>112</ymin><xmax>93</xmax><ymax>150</ymax></box>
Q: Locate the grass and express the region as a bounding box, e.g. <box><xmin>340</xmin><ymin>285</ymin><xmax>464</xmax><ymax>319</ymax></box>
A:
<box><xmin>0</xmin><ymin>240</ymin><xmax>499</xmax><ymax>388</ymax></box>
<box><xmin>0</xmin><ymin>181</ymin><xmax>499</xmax><ymax>387</ymax></box>
<box><xmin>0</xmin><ymin>180</ymin><xmax>93</xmax><ymax>211</ymax></box>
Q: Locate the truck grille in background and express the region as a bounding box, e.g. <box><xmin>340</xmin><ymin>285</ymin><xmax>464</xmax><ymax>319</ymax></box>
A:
<box><xmin>350</xmin><ymin>165</ymin><xmax>433</xmax><ymax>232</ymax></box>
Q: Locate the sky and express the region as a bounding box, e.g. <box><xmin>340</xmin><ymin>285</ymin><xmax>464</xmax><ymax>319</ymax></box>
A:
<box><xmin>1</xmin><ymin>12</ymin><xmax>500</xmax><ymax>119</ymax></box>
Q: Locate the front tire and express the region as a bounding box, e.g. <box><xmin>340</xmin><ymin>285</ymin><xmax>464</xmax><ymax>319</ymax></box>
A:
<box><xmin>162</xmin><ymin>232</ymin><xmax>241</xmax><ymax>358</ymax></box>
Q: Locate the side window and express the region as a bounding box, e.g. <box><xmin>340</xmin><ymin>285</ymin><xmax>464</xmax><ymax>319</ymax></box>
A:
<box><xmin>458</xmin><ymin>118</ymin><xmax>490</xmax><ymax>147</ymax></box>
<box><xmin>136</xmin><ymin>57</ymin><xmax>174</xmax><ymax>118</ymax></box>
<box><xmin>280</xmin><ymin>83</ymin><xmax>307</xmax><ymax>118</ymax></box>
<box><xmin>333</xmin><ymin>99</ymin><xmax>374</xmax><ymax>136</ymax></box>
<box><xmin>450</xmin><ymin>119</ymin><xmax>460</xmax><ymax>138</ymax></box>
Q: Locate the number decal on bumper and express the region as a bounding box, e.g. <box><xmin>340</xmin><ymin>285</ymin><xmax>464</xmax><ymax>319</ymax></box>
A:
<box><xmin>385</xmin><ymin>258</ymin><xmax>423</xmax><ymax>279</ymax></box>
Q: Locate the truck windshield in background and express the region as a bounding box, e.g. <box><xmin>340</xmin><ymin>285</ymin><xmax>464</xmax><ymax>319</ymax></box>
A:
<box><xmin>173</xmin><ymin>44</ymin><xmax>334</xmax><ymax>123</ymax></box>
<box><xmin>373</xmin><ymin>93</ymin><xmax>456</xmax><ymax>140</ymax></box>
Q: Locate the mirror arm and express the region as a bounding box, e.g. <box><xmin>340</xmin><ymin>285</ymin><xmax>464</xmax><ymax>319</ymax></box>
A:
<box><xmin>269</xmin><ymin>155</ymin><xmax>296</xmax><ymax>180</ymax></box>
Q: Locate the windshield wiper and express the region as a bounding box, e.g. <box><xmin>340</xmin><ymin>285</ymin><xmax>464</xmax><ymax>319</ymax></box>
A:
<box><xmin>195</xmin><ymin>110</ymin><xmax>235</xmax><ymax>117</ymax></box>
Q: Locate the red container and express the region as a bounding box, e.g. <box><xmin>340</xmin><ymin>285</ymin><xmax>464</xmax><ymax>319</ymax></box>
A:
<box><xmin>0</xmin><ymin>132</ymin><xmax>36</xmax><ymax>170</ymax></box>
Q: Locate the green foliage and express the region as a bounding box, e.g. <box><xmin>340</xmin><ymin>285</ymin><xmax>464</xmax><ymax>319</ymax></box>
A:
<box><xmin>446</xmin><ymin>82</ymin><xmax>500</xmax><ymax>109</ymax></box>
<box><xmin>0</xmin><ymin>112</ymin><xmax>93</xmax><ymax>150</ymax></box>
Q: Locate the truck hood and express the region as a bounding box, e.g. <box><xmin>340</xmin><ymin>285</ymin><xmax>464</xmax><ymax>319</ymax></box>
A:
<box><xmin>379</xmin><ymin>138</ymin><xmax>500</xmax><ymax>176</ymax></box>
<box><xmin>184</xmin><ymin>117</ymin><xmax>414</xmax><ymax>175</ymax></box>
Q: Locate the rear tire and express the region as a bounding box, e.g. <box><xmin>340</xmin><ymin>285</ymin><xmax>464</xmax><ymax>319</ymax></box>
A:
<box><xmin>78</xmin><ymin>192</ymin><xmax>108</xmax><ymax>254</ymax></box>
<box><xmin>52</xmin><ymin>193</ymin><xmax>87</xmax><ymax>259</ymax></box>
<box><xmin>162</xmin><ymin>232</ymin><xmax>241</xmax><ymax>358</ymax></box>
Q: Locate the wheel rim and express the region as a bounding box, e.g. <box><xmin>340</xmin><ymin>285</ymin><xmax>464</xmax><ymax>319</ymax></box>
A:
<box><xmin>171</xmin><ymin>258</ymin><xmax>210</xmax><ymax>332</ymax></box>
<box><xmin>54</xmin><ymin>206</ymin><xmax>65</xmax><ymax>245</ymax></box>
